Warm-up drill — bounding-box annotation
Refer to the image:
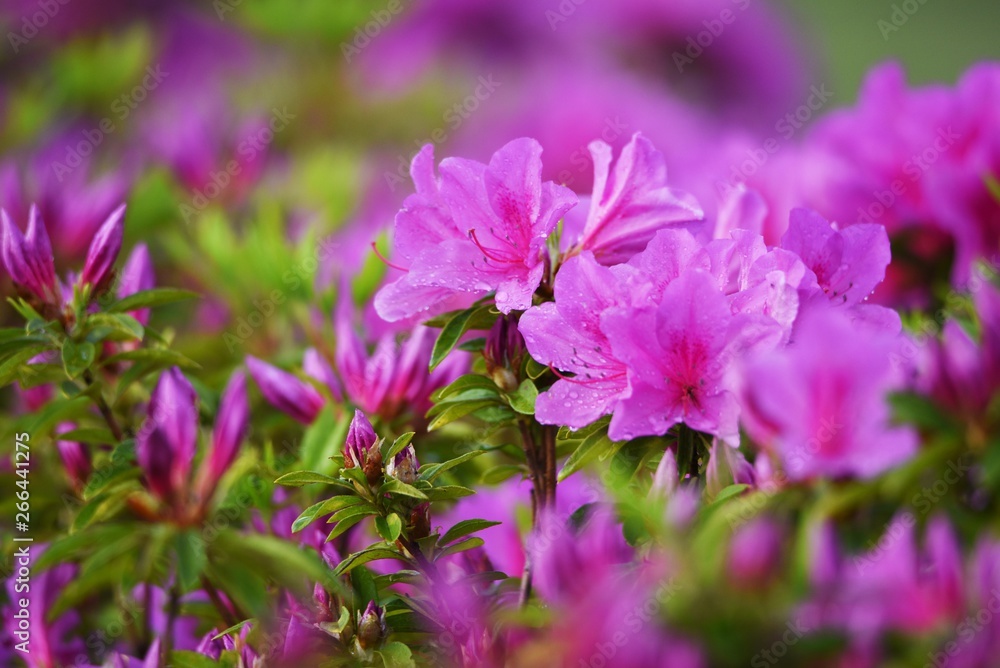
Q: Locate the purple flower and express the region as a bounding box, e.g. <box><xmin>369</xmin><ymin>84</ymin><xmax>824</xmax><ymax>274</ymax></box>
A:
<box><xmin>528</xmin><ymin>505</ymin><xmax>632</xmax><ymax>605</ymax></box>
<box><xmin>1</xmin><ymin>205</ymin><xmax>59</xmax><ymax>304</ymax></box>
<box><xmin>79</xmin><ymin>203</ymin><xmax>127</xmax><ymax>295</ymax></box>
<box><xmin>375</xmin><ymin>138</ymin><xmax>577</xmax><ymax>321</ymax></box>
<box><xmin>601</xmin><ymin>268</ymin><xmax>780</xmax><ymax>444</ymax></box>
<box><xmin>565</xmin><ymin>133</ymin><xmax>703</xmax><ymax>264</ymax></box>
<box><xmin>137</xmin><ymin>367</ymin><xmax>199</xmax><ymax>502</ymax></box>
<box><xmin>355</xmin><ymin>601</ymin><xmax>387</xmax><ymax>651</ymax></box>
<box><xmin>727</xmin><ymin>517</ymin><xmax>784</xmax><ymax>587</ymax></box>
<box><xmin>196</xmin><ymin>370</ymin><xmax>249</xmax><ymax>500</ymax></box>
<box><xmin>780</xmin><ymin>207</ymin><xmax>891</xmax><ymax>308</ymax></box>
<box><xmin>742</xmin><ymin>306</ymin><xmax>917</xmax><ymax>480</ymax></box>
<box><xmin>246</xmin><ymin>355</ymin><xmax>325</xmax><ymax>425</ymax></box>
<box><xmin>116</xmin><ymin>243</ymin><xmax>155</xmax><ymax>325</ymax></box>
<box><xmin>334</xmin><ymin>297</ymin><xmax>467</xmax><ymax>420</ymax></box>
<box><xmin>56</xmin><ymin>423</ymin><xmax>91</xmax><ymax>490</ymax></box>
<box><xmin>519</xmin><ymin>251</ymin><xmax>630</xmax><ymax>429</ymax></box>
<box><xmin>302</xmin><ymin>347</ymin><xmax>343</xmax><ymax>402</ymax></box>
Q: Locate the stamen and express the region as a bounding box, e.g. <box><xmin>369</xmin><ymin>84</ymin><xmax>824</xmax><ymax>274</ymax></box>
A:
<box><xmin>468</xmin><ymin>229</ymin><xmax>509</xmax><ymax>263</ymax></box>
<box><xmin>370</xmin><ymin>242</ymin><xmax>408</xmax><ymax>272</ymax></box>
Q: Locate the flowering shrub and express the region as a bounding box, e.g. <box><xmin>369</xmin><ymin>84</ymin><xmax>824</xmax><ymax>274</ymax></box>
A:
<box><xmin>1</xmin><ymin>3</ymin><xmax>999</xmax><ymax>668</ymax></box>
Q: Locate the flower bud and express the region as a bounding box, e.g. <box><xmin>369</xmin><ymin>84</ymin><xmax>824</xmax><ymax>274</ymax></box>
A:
<box><xmin>197</xmin><ymin>370</ymin><xmax>249</xmax><ymax>500</ymax></box>
<box><xmin>355</xmin><ymin>601</ymin><xmax>386</xmax><ymax>651</ymax></box>
<box><xmin>138</xmin><ymin>367</ymin><xmax>199</xmax><ymax>503</ymax></box>
<box><xmin>56</xmin><ymin>423</ymin><xmax>91</xmax><ymax>489</ymax></box>
<box><xmin>79</xmin><ymin>203</ymin><xmax>126</xmax><ymax>296</ymax></box>
<box><xmin>246</xmin><ymin>355</ymin><xmax>325</xmax><ymax>424</ymax></box>
<box><xmin>727</xmin><ymin>517</ymin><xmax>783</xmax><ymax>587</ymax></box>
<box><xmin>303</xmin><ymin>347</ymin><xmax>343</xmax><ymax>402</ymax></box>
<box><xmin>386</xmin><ymin>444</ymin><xmax>419</xmax><ymax>485</ymax></box>
<box><xmin>650</xmin><ymin>449</ymin><xmax>678</xmax><ymax>498</ymax></box>
<box><xmin>409</xmin><ymin>502</ymin><xmax>431</xmax><ymax>540</ymax></box>
<box><xmin>706</xmin><ymin>440</ymin><xmax>755</xmax><ymax>497</ymax></box>
<box><xmin>484</xmin><ymin>313</ymin><xmax>524</xmax><ymax>392</ymax></box>
<box><xmin>1</xmin><ymin>205</ymin><xmax>59</xmax><ymax>304</ymax></box>
<box><xmin>345</xmin><ymin>409</ymin><xmax>383</xmax><ymax>484</ymax></box>
<box><xmin>116</xmin><ymin>243</ymin><xmax>155</xmax><ymax>325</ymax></box>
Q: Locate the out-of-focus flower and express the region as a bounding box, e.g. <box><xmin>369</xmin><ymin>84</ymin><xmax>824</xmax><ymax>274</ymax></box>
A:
<box><xmin>528</xmin><ymin>505</ymin><xmax>632</xmax><ymax>605</ymax></box>
<box><xmin>564</xmin><ymin>133</ymin><xmax>703</xmax><ymax>265</ymax></box>
<box><xmin>727</xmin><ymin>517</ymin><xmax>784</xmax><ymax>587</ymax></box>
<box><xmin>302</xmin><ymin>347</ymin><xmax>343</xmax><ymax>402</ymax></box>
<box><xmin>195</xmin><ymin>370</ymin><xmax>249</xmax><ymax>500</ymax></box>
<box><xmin>742</xmin><ymin>306</ymin><xmax>917</xmax><ymax>480</ymax></box>
<box><xmin>375</xmin><ymin>139</ymin><xmax>577</xmax><ymax>320</ymax></box>
<box><xmin>137</xmin><ymin>367</ymin><xmax>198</xmax><ymax>503</ymax></box>
<box><xmin>79</xmin><ymin>203</ymin><xmax>127</xmax><ymax>295</ymax></box>
<box><xmin>246</xmin><ymin>355</ymin><xmax>325</xmax><ymax>425</ymax></box>
<box><xmin>1</xmin><ymin>205</ymin><xmax>59</xmax><ymax>305</ymax></box>
<box><xmin>116</xmin><ymin>243</ymin><xmax>155</xmax><ymax>325</ymax></box>
<box><xmin>705</xmin><ymin>440</ymin><xmax>755</xmax><ymax>497</ymax></box>
<box><xmin>804</xmin><ymin>62</ymin><xmax>1000</xmax><ymax>300</ymax></box>
<box><xmin>3</xmin><ymin>546</ymin><xmax>84</xmax><ymax>668</ymax></box>
<box><xmin>56</xmin><ymin>422</ymin><xmax>90</xmax><ymax>491</ymax></box>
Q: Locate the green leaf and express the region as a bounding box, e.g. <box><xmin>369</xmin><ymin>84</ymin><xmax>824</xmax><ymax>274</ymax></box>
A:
<box><xmin>525</xmin><ymin>356</ymin><xmax>548</xmax><ymax>380</ymax></box>
<box><xmin>274</xmin><ymin>470</ymin><xmax>341</xmax><ymax>486</ymax></box>
<box><xmin>351</xmin><ymin>566</ymin><xmax>379</xmax><ymax>607</ymax></box>
<box><xmin>421</xmin><ymin>485</ymin><xmax>476</xmax><ymax>502</ymax></box>
<box><xmin>106</xmin><ymin>287</ymin><xmax>199</xmax><ymax>313</ymax></box>
<box><xmin>558</xmin><ymin>430</ymin><xmax>615</xmax><ymax>482</ymax></box>
<box><xmin>292</xmin><ymin>496</ymin><xmax>363</xmax><ymax>533</ymax></box>
<box><xmin>50</xmin><ymin>427</ymin><xmax>117</xmax><ymax>445</ymax></box>
<box><xmin>175</xmin><ymin>530</ymin><xmax>207</xmax><ymax>590</ymax></box>
<box><xmin>380</xmin><ymin>478</ymin><xmax>428</xmax><ymax>501</ymax></box>
<box><xmin>429</xmin><ymin>305</ymin><xmax>495</xmax><ymax>371</ymax></box>
<box><xmin>506</xmin><ymin>378</ymin><xmax>538</xmax><ymax>415</ymax></box>
<box><xmin>101</xmin><ymin>347</ymin><xmax>201</xmax><ymax>370</ymax></box>
<box><xmin>375</xmin><ymin>513</ymin><xmax>403</xmax><ymax>542</ymax></box>
<box><xmin>84</xmin><ymin>313</ymin><xmax>144</xmax><ymax>342</ymax></box>
<box><xmin>438</xmin><ymin>536</ymin><xmax>485</xmax><ymax>557</ymax></box>
<box><xmin>169</xmin><ymin>651</ymin><xmax>222</xmax><ymax>668</ymax></box>
<box><xmin>457</xmin><ymin>337</ymin><xmax>487</xmax><ymax>353</ymax></box>
<box><xmin>439</xmin><ymin>519</ymin><xmax>501</xmax><ymax>546</ymax></box>
<box><xmin>707</xmin><ymin>483</ymin><xmax>750</xmax><ymax>507</ymax></box>
<box><xmin>62</xmin><ymin>340</ymin><xmax>97</xmax><ymax>379</ymax></box>
<box><xmin>334</xmin><ymin>546</ymin><xmax>405</xmax><ymax>576</ymax></box>
<box><xmin>419</xmin><ymin>450</ymin><xmax>487</xmax><ymax>482</ymax></box>
<box><xmin>329</xmin><ymin>503</ymin><xmax>379</xmax><ymax>525</ymax></box>
<box><xmin>214</xmin><ymin>531</ymin><xmax>344</xmax><ymax>597</ymax></box>
<box><xmin>326</xmin><ymin>512</ymin><xmax>369</xmax><ymax>543</ymax></box>
<box><xmin>431</xmin><ymin>373</ymin><xmax>499</xmax><ymax>402</ymax></box>
<box><xmin>34</xmin><ymin>524</ymin><xmax>132</xmax><ymax>572</ymax></box>
<box><xmin>480</xmin><ymin>464</ymin><xmax>525</xmax><ymax>485</ymax></box>
<box><xmin>427</xmin><ymin>399</ymin><xmax>499</xmax><ymax>431</ymax></box>
<box><xmin>379</xmin><ymin>641</ymin><xmax>416</xmax><ymax>668</ymax></box>
<box><xmin>0</xmin><ymin>342</ymin><xmax>55</xmax><ymax>386</ymax></box>
<box><xmin>382</xmin><ymin>432</ymin><xmax>415</xmax><ymax>462</ymax></box>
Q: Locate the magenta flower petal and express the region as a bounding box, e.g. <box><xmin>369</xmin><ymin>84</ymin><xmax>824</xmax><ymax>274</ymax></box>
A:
<box><xmin>116</xmin><ymin>243</ymin><xmax>155</xmax><ymax>324</ymax></box>
<box><xmin>79</xmin><ymin>202</ymin><xmax>127</xmax><ymax>293</ymax></box>
<box><xmin>138</xmin><ymin>367</ymin><xmax>199</xmax><ymax>501</ymax></box>
<box><xmin>246</xmin><ymin>355</ymin><xmax>324</xmax><ymax>425</ymax></box>
<box><xmin>576</xmin><ymin>133</ymin><xmax>704</xmax><ymax>264</ymax></box>
<box><xmin>201</xmin><ymin>370</ymin><xmax>249</xmax><ymax>496</ymax></box>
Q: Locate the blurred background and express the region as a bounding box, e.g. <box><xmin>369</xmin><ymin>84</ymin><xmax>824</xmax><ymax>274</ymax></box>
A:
<box><xmin>0</xmin><ymin>0</ymin><xmax>997</xmax><ymax>384</ymax></box>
